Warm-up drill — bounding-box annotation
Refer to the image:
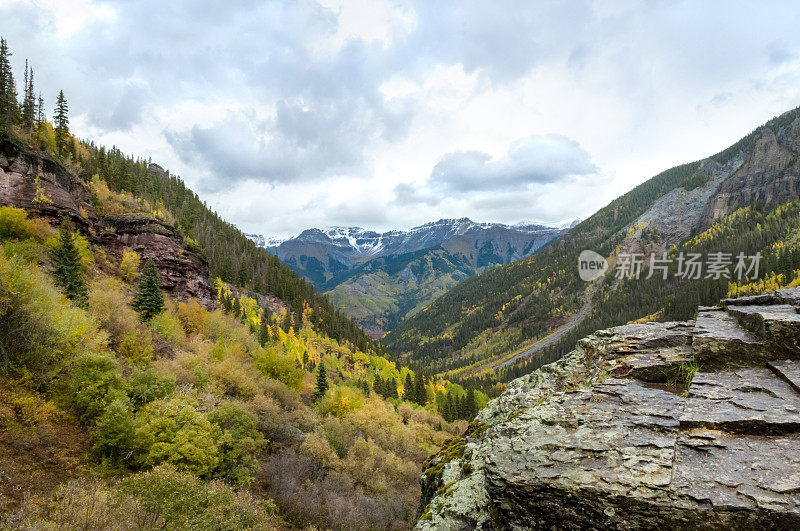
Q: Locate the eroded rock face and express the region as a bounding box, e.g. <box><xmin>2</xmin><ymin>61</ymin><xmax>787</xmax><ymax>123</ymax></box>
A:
<box><xmin>0</xmin><ymin>137</ymin><xmax>214</xmax><ymax>308</ymax></box>
<box><xmin>98</xmin><ymin>215</ymin><xmax>214</xmax><ymax>308</ymax></box>
<box><xmin>418</xmin><ymin>289</ymin><xmax>800</xmax><ymax>529</ymax></box>
<box><xmin>0</xmin><ymin>137</ymin><xmax>96</xmax><ymax>229</ymax></box>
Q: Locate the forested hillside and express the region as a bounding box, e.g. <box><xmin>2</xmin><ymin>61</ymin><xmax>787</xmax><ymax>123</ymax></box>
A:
<box><xmin>0</xmin><ymin>38</ymin><xmax>485</xmax><ymax>529</ymax></box>
<box><xmin>384</xmin><ymin>106</ymin><xmax>800</xmax><ymax>395</ymax></box>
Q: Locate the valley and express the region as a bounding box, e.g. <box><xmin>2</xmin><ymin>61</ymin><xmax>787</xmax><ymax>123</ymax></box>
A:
<box><xmin>247</xmin><ymin>218</ymin><xmax>574</xmax><ymax>337</ymax></box>
<box><xmin>3</xmin><ymin>3</ymin><xmax>800</xmax><ymax>528</ymax></box>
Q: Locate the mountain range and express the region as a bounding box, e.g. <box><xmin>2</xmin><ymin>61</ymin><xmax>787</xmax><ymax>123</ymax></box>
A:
<box><xmin>246</xmin><ymin>218</ymin><xmax>577</xmax><ymax>336</ymax></box>
<box><xmin>383</xmin><ymin>106</ymin><xmax>800</xmax><ymax>392</ymax></box>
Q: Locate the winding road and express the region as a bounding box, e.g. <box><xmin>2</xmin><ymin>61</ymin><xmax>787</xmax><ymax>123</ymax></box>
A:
<box><xmin>495</xmin><ymin>279</ymin><xmax>601</xmax><ymax>370</ymax></box>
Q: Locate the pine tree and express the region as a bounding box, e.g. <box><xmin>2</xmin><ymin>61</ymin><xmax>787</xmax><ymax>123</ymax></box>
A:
<box><xmin>132</xmin><ymin>259</ymin><xmax>165</xmax><ymax>322</ymax></box>
<box><xmin>49</xmin><ymin>218</ymin><xmax>88</xmax><ymax>308</ymax></box>
<box><xmin>465</xmin><ymin>388</ymin><xmax>478</xmax><ymax>420</ymax></box>
<box><xmin>404</xmin><ymin>373</ymin><xmax>415</xmax><ymax>403</ymax></box>
<box><xmin>21</xmin><ymin>60</ymin><xmax>35</xmax><ymax>133</ymax></box>
<box><xmin>414</xmin><ymin>372</ymin><xmax>426</xmax><ymax>405</ymax></box>
<box><xmin>0</xmin><ymin>38</ymin><xmax>18</xmax><ymax>127</ymax></box>
<box><xmin>313</xmin><ymin>363</ymin><xmax>329</xmax><ymax>402</ymax></box>
<box><xmin>258</xmin><ymin>310</ymin><xmax>270</xmax><ymax>346</ymax></box>
<box><xmin>54</xmin><ymin>90</ymin><xmax>70</xmax><ymax>156</ymax></box>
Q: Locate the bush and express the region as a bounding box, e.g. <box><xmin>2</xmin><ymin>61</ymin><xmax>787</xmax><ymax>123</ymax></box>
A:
<box><xmin>149</xmin><ymin>307</ymin><xmax>184</xmax><ymax>346</ymax></box>
<box><xmin>300</xmin><ymin>430</ymin><xmax>339</xmax><ymax>467</ymax></box>
<box><xmin>118</xmin><ymin>248</ymin><xmax>140</xmax><ymax>282</ymax></box>
<box><xmin>260</xmin><ymin>450</ymin><xmax>408</xmax><ymax>530</ymax></box>
<box><xmin>0</xmin><ymin>253</ymin><xmax>106</xmax><ymax>383</ymax></box>
<box><xmin>117</xmin><ymin>329</ymin><xmax>155</xmax><ymax>364</ymax></box>
<box><xmin>125</xmin><ymin>366</ymin><xmax>175</xmax><ymax>410</ymax></box>
<box><xmin>13</xmin><ymin>466</ymin><xmax>277</xmax><ymax>530</ymax></box>
<box><xmin>177</xmin><ymin>298</ymin><xmax>210</xmax><ymax>334</ymax></box>
<box><xmin>253</xmin><ymin>345</ymin><xmax>304</xmax><ymax>390</ymax></box>
<box><xmin>134</xmin><ymin>396</ymin><xmax>222</xmax><ymax>478</ymax></box>
<box><xmin>208</xmin><ymin>355</ymin><xmax>261</xmax><ymax>400</ymax></box>
<box><xmin>62</xmin><ymin>350</ymin><xmax>124</xmax><ymax>423</ymax></box>
<box><xmin>207</xmin><ymin>401</ymin><xmax>265</xmax><ymax>485</ymax></box>
<box><xmin>91</xmin><ymin>395</ymin><xmax>136</xmax><ymax>464</ymax></box>
<box><xmin>0</xmin><ymin>206</ymin><xmax>51</xmax><ymax>242</ymax></box>
<box><xmin>117</xmin><ymin>464</ymin><xmax>277</xmax><ymax>530</ymax></box>
<box><xmin>88</xmin><ymin>276</ymin><xmax>142</xmax><ymax>347</ymax></box>
<box><xmin>1</xmin><ymin>238</ymin><xmax>47</xmax><ymax>263</ymax></box>
<box><xmin>317</xmin><ymin>384</ymin><xmax>364</xmax><ymax>417</ymax></box>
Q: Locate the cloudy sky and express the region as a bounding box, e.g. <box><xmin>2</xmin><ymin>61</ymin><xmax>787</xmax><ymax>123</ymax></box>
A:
<box><xmin>2</xmin><ymin>0</ymin><xmax>800</xmax><ymax>238</ymax></box>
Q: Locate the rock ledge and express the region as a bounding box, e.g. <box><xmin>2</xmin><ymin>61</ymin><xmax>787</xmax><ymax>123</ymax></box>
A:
<box><xmin>418</xmin><ymin>289</ymin><xmax>800</xmax><ymax>529</ymax></box>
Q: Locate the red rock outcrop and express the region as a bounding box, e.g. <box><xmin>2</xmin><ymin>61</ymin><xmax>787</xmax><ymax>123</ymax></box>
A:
<box><xmin>0</xmin><ymin>136</ymin><xmax>214</xmax><ymax>308</ymax></box>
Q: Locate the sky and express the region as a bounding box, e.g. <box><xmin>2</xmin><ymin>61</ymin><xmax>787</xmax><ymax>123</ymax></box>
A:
<box><xmin>2</xmin><ymin>0</ymin><xmax>800</xmax><ymax>239</ymax></box>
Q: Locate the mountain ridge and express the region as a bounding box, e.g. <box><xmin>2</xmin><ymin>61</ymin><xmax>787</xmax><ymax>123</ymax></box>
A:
<box><xmin>247</xmin><ymin>217</ymin><xmax>573</xmax><ymax>336</ymax></box>
<box><xmin>383</xmin><ymin>106</ymin><xmax>800</xmax><ymax>391</ymax></box>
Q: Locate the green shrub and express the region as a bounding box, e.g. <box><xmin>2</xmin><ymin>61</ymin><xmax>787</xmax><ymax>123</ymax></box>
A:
<box><xmin>1</xmin><ymin>238</ymin><xmax>47</xmax><ymax>263</ymax></box>
<box><xmin>125</xmin><ymin>366</ymin><xmax>176</xmax><ymax>410</ymax></box>
<box><xmin>14</xmin><ymin>467</ymin><xmax>277</xmax><ymax>530</ymax></box>
<box><xmin>253</xmin><ymin>345</ymin><xmax>304</xmax><ymax>390</ymax></box>
<box><xmin>208</xmin><ymin>401</ymin><xmax>266</xmax><ymax>485</ymax></box>
<box><xmin>0</xmin><ymin>253</ymin><xmax>107</xmax><ymax>384</ymax></box>
<box><xmin>62</xmin><ymin>350</ymin><xmax>124</xmax><ymax>423</ymax></box>
<box><xmin>134</xmin><ymin>396</ymin><xmax>222</xmax><ymax>478</ymax></box>
<box><xmin>150</xmin><ymin>308</ymin><xmax>185</xmax><ymax>345</ymax></box>
<box><xmin>117</xmin><ymin>329</ymin><xmax>155</xmax><ymax>364</ymax></box>
<box><xmin>91</xmin><ymin>395</ymin><xmax>136</xmax><ymax>464</ymax></box>
<box><xmin>0</xmin><ymin>206</ymin><xmax>50</xmax><ymax>242</ymax></box>
<box><xmin>117</xmin><ymin>464</ymin><xmax>277</xmax><ymax>530</ymax></box>
<box><xmin>317</xmin><ymin>384</ymin><xmax>363</xmax><ymax>417</ymax></box>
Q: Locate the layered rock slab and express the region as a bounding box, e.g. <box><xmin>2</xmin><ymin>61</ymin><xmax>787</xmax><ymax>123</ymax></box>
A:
<box><xmin>417</xmin><ymin>291</ymin><xmax>800</xmax><ymax>530</ymax></box>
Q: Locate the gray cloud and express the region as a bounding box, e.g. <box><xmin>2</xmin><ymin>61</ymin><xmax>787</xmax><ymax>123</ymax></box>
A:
<box><xmin>3</xmin><ymin>0</ymin><xmax>800</xmax><ymax>235</ymax></box>
<box><xmin>395</xmin><ymin>135</ymin><xmax>597</xmax><ymax>205</ymax></box>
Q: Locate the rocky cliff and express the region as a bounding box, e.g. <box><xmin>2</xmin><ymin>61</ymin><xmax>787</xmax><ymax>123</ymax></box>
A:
<box><xmin>0</xmin><ymin>137</ymin><xmax>214</xmax><ymax>307</ymax></box>
<box><xmin>418</xmin><ymin>289</ymin><xmax>800</xmax><ymax>529</ymax></box>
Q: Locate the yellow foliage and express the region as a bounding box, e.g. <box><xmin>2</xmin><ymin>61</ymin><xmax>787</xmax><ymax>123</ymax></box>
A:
<box><xmin>0</xmin><ymin>206</ymin><xmax>52</xmax><ymax>242</ymax></box>
<box><xmin>119</xmin><ymin>249</ymin><xmax>140</xmax><ymax>282</ymax></box>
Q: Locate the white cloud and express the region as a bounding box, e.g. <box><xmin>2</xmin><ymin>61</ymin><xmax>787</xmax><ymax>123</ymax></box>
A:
<box><xmin>2</xmin><ymin>0</ymin><xmax>800</xmax><ymax>238</ymax></box>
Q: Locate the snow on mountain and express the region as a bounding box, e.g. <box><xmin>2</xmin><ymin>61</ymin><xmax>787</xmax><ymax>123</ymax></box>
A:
<box><xmin>247</xmin><ymin>217</ymin><xmax>577</xmax><ymax>267</ymax></box>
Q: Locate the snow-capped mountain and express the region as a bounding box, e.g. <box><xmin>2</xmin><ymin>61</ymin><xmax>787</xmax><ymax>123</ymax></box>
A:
<box><xmin>245</xmin><ymin>218</ymin><xmax>576</xmax><ymax>337</ymax></box>
<box><xmin>250</xmin><ymin>217</ymin><xmax>572</xmax><ymax>276</ymax></box>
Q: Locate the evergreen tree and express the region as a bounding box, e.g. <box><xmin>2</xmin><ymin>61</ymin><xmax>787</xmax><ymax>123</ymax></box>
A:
<box><xmin>414</xmin><ymin>372</ymin><xmax>426</xmax><ymax>405</ymax></box>
<box><xmin>0</xmin><ymin>38</ymin><xmax>18</xmax><ymax>127</ymax></box>
<box><xmin>465</xmin><ymin>388</ymin><xmax>478</xmax><ymax>420</ymax></box>
<box><xmin>21</xmin><ymin>59</ymin><xmax>35</xmax><ymax>133</ymax></box>
<box><xmin>404</xmin><ymin>373</ymin><xmax>415</xmax><ymax>403</ymax></box>
<box><xmin>231</xmin><ymin>297</ymin><xmax>241</xmax><ymax>318</ymax></box>
<box><xmin>387</xmin><ymin>378</ymin><xmax>398</xmax><ymax>399</ymax></box>
<box><xmin>54</xmin><ymin>90</ymin><xmax>70</xmax><ymax>156</ymax></box>
<box><xmin>132</xmin><ymin>259</ymin><xmax>165</xmax><ymax>322</ymax></box>
<box><xmin>282</xmin><ymin>311</ymin><xmax>292</xmax><ymax>332</ymax></box>
<box><xmin>258</xmin><ymin>310</ymin><xmax>270</xmax><ymax>346</ymax></box>
<box><xmin>49</xmin><ymin>218</ymin><xmax>88</xmax><ymax>308</ymax></box>
<box><xmin>313</xmin><ymin>363</ymin><xmax>329</xmax><ymax>402</ymax></box>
